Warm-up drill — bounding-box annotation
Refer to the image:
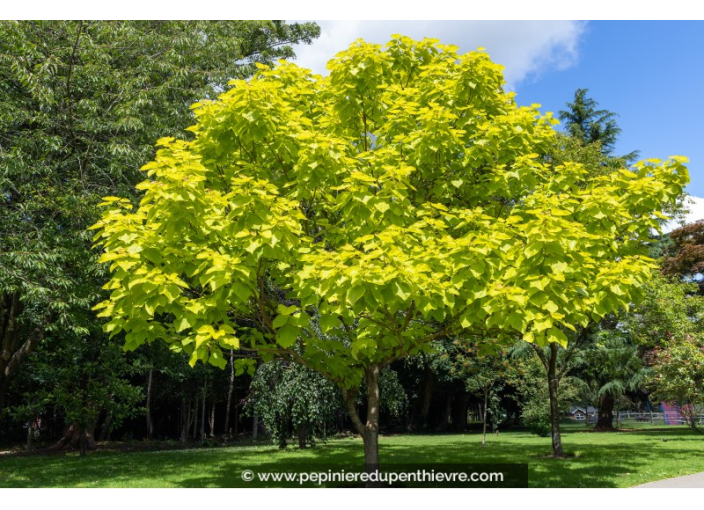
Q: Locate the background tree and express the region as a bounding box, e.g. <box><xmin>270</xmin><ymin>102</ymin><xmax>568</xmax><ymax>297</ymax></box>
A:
<box><xmin>0</xmin><ymin>20</ymin><xmax>319</xmax><ymax>423</ymax></box>
<box><xmin>511</xmin><ymin>354</ymin><xmax>579</xmax><ymax>437</ymax></box>
<box><xmin>623</xmin><ymin>271</ymin><xmax>704</xmax><ymax>425</ymax></box>
<box><xmin>512</xmin><ymin>331</ymin><xmax>588</xmax><ymax>452</ymax></box>
<box><xmin>11</xmin><ymin>330</ymin><xmax>143</xmax><ymax>455</ymax></box>
<box><xmin>91</xmin><ymin>35</ymin><xmax>688</xmax><ymax>470</ymax></box>
<box><xmin>624</xmin><ymin>273</ymin><xmax>704</xmax><ymax>348</ymax></box>
<box><xmin>439</xmin><ymin>338</ymin><xmax>513</xmax><ymax>446</ymax></box>
<box><xmin>558</xmin><ymin>88</ymin><xmax>638</xmax><ymax>161</ymax></box>
<box><xmin>245</xmin><ymin>359</ymin><xmax>343</xmax><ymax>449</ymax></box>
<box><xmin>649</xmin><ymin>338</ymin><xmax>704</xmax><ymax>431</ymax></box>
<box><xmin>661</xmin><ymin>220</ymin><xmax>704</xmax><ymax>282</ymax></box>
<box><xmin>574</xmin><ymin>324</ymin><xmax>648</xmax><ymax>430</ymax></box>
<box><xmin>401</xmin><ymin>344</ymin><xmax>475</xmax><ymax>433</ymax></box>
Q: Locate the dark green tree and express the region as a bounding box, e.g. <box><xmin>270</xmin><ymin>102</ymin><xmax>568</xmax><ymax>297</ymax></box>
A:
<box><xmin>624</xmin><ymin>273</ymin><xmax>704</xmax><ymax>348</ymax></box>
<box><xmin>558</xmin><ymin>88</ymin><xmax>638</xmax><ymax>162</ymax></box>
<box><xmin>246</xmin><ymin>359</ymin><xmax>343</xmax><ymax>449</ymax></box>
<box><xmin>0</xmin><ymin>20</ymin><xmax>320</xmax><ymax>420</ymax></box>
<box><xmin>15</xmin><ymin>332</ymin><xmax>144</xmax><ymax>455</ymax></box>
<box><xmin>246</xmin><ymin>360</ymin><xmax>407</xmax><ymax>449</ymax></box>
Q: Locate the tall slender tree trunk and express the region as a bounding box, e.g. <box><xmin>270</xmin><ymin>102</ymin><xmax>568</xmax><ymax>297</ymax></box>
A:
<box><xmin>179</xmin><ymin>398</ymin><xmax>186</xmax><ymax>443</ymax></box>
<box><xmin>234</xmin><ymin>385</ymin><xmax>239</xmax><ymax>435</ymax></box>
<box><xmin>419</xmin><ymin>367</ymin><xmax>433</xmax><ymax>430</ymax></box>
<box><xmin>208</xmin><ymin>402</ymin><xmax>215</xmax><ymax>437</ymax></box>
<box><xmin>0</xmin><ymin>379</ymin><xmax>7</xmax><ymax>424</ymax></box>
<box><xmin>26</xmin><ymin>418</ymin><xmax>34</xmax><ymax>451</ymax></box>
<box><xmin>547</xmin><ymin>343</ymin><xmax>565</xmax><ymax>457</ymax></box>
<box><xmin>482</xmin><ymin>386</ymin><xmax>489</xmax><ymax>447</ymax></box>
<box><xmin>180</xmin><ymin>398</ymin><xmax>187</xmax><ymax>442</ymax></box>
<box><xmin>200</xmin><ymin>382</ymin><xmax>206</xmax><ymax>441</ymax></box>
<box><xmin>363</xmin><ymin>364</ymin><xmax>381</xmax><ymax>478</ymax></box>
<box><xmin>79</xmin><ymin>427</ymin><xmax>88</xmax><ymax>457</ymax></box>
<box><xmin>452</xmin><ymin>393</ymin><xmax>470</xmax><ymax>431</ymax></box>
<box><xmin>193</xmin><ymin>396</ymin><xmax>198</xmax><ymax>440</ymax></box>
<box><xmin>437</xmin><ymin>394</ymin><xmax>452</xmax><ymax>432</ymax></box>
<box><xmin>146</xmin><ymin>368</ymin><xmax>154</xmax><ymax>440</ymax></box>
<box><xmin>597</xmin><ymin>393</ymin><xmax>615</xmax><ymax>429</ymax></box>
<box><xmin>224</xmin><ymin>350</ymin><xmax>235</xmax><ymax>436</ymax></box>
<box><xmin>181</xmin><ymin>398</ymin><xmax>195</xmax><ymax>443</ymax></box>
<box><xmin>297</xmin><ymin>422</ymin><xmax>308</xmax><ymax>449</ymax></box>
<box><xmin>99</xmin><ymin>412</ymin><xmax>113</xmax><ymax>441</ymax></box>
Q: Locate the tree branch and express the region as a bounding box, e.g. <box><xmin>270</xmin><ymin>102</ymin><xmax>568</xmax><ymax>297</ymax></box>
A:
<box><xmin>341</xmin><ymin>387</ymin><xmax>365</xmax><ymax>436</ymax></box>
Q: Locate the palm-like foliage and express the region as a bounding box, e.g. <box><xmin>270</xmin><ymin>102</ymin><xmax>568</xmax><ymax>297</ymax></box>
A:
<box><xmin>572</xmin><ymin>327</ymin><xmax>650</xmax><ymax>428</ymax></box>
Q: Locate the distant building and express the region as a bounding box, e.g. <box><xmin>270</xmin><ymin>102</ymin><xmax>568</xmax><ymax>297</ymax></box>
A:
<box><xmin>569</xmin><ymin>406</ymin><xmax>598</xmax><ymax>422</ymax></box>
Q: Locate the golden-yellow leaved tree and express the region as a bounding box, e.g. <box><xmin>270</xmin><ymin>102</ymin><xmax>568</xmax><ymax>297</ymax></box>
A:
<box><xmin>91</xmin><ymin>36</ymin><xmax>688</xmax><ymax>469</ymax></box>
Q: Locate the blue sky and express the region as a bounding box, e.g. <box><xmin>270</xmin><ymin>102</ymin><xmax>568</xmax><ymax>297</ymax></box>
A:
<box><xmin>291</xmin><ymin>21</ymin><xmax>704</xmax><ymax>226</ymax></box>
<box><xmin>514</xmin><ymin>22</ymin><xmax>703</xmax><ymax>193</ymax></box>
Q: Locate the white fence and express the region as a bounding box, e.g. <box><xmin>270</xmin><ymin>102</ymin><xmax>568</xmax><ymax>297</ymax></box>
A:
<box><xmin>577</xmin><ymin>411</ymin><xmax>704</xmax><ymax>426</ymax></box>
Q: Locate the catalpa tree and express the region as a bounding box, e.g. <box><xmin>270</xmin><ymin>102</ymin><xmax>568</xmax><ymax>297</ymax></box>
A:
<box><xmin>91</xmin><ymin>36</ymin><xmax>688</xmax><ymax>470</ymax></box>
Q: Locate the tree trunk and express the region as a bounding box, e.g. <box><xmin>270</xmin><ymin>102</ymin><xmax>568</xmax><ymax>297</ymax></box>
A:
<box><xmin>597</xmin><ymin>393</ymin><xmax>615</xmax><ymax>429</ymax></box>
<box><xmin>98</xmin><ymin>412</ymin><xmax>113</xmax><ymax>441</ymax></box>
<box><xmin>200</xmin><ymin>398</ymin><xmax>206</xmax><ymax>441</ymax></box>
<box><xmin>1</xmin><ymin>294</ymin><xmax>47</xmax><ymax>423</ymax></box>
<box><xmin>407</xmin><ymin>366</ymin><xmax>434</xmax><ymax>432</ymax></box>
<box><xmin>234</xmin><ymin>384</ymin><xmax>239</xmax><ymax>435</ymax></box>
<box><xmin>482</xmin><ymin>386</ymin><xmax>489</xmax><ymax>447</ymax></box>
<box><xmin>26</xmin><ymin>418</ymin><xmax>34</xmax><ymax>451</ymax></box>
<box><xmin>547</xmin><ymin>343</ymin><xmax>565</xmax><ymax>457</ymax></box>
<box><xmin>49</xmin><ymin>421</ymin><xmax>97</xmax><ymax>453</ymax></box>
<box><xmin>193</xmin><ymin>396</ymin><xmax>198</xmax><ymax>440</ymax></box>
<box><xmin>452</xmin><ymin>393</ymin><xmax>470</xmax><ymax>431</ymax></box>
<box><xmin>252</xmin><ymin>412</ymin><xmax>259</xmax><ymax>440</ymax></box>
<box><xmin>341</xmin><ymin>365</ymin><xmax>382</xmax><ymax>487</ymax></box>
<box><xmin>180</xmin><ymin>399</ymin><xmax>186</xmax><ymax>442</ymax></box>
<box><xmin>180</xmin><ymin>398</ymin><xmax>194</xmax><ymax>443</ymax></box>
<box><xmin>363</xmin><ymin>364</ymin><xmax>381</xmax><ymax>479</ymax></box>
<box><xmin>209</xmin><ymin>402</ymin><xmax>215</xmax><ymax>438</ymax></box>
<box><xmin>200</xmin><ymin>380</ymin><xmax>206</xmax><ymax>441</ymax></box>
<box><xmin>437</xmin><ymin>393</ymin><xmax>452</xmax><ymax>432</ymax></box>
<box><xmin>79</xmin><ymin>428</ymin><xmax>88</xmax><ymax>457</ymax></box>
<box><xmin>0</xmin><ymin>378</ymin><xmax>7</xmax><ymax>424</ymax></box>
<box><xmin>145</xmin><ymin>368</ymin><xmax>154</xmax><ymax>440</ymax></box>
<box><xmin>297</xmin><ymin>422</ymin><xmax>308</xmax><ymax>449</ymax></box>
<box><xmin>224</xmin><ymin>350</ymin><xmax>235</xmax><ymax>436</ymax></box>
<box><xmin>419</xmin><ymin>366</ymin><xmax>434</xmax><ymax>430</ymax></box>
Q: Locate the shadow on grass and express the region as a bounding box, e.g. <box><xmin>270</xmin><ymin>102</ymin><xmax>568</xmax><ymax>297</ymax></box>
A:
<box><xmin>1</xmin><ymin>428</ymin><xmax>702</xmax><ymax>488</ymax></box>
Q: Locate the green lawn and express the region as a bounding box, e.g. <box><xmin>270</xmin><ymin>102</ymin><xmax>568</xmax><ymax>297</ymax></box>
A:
<box><xmin>2</xmin><ymin>426</ymin><xmax>703</xmax><ymax>488</ymax></box>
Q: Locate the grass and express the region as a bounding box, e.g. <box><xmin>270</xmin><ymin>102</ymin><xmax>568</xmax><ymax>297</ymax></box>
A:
<box><xmin>1</xmin><ymin>425</ymin><xmax>704</xmax><ymax>488</ymax></box>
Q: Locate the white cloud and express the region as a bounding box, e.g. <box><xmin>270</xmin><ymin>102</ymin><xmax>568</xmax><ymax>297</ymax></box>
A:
<box><xmin>663</xmin><ymin>196</ymin><xmax>704</xmax><ymax>233</ymax></box>
<box><xmin>289</xmin><ymin>21</ymin><xmax>586</xmax><ymax>87</ymax></box>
